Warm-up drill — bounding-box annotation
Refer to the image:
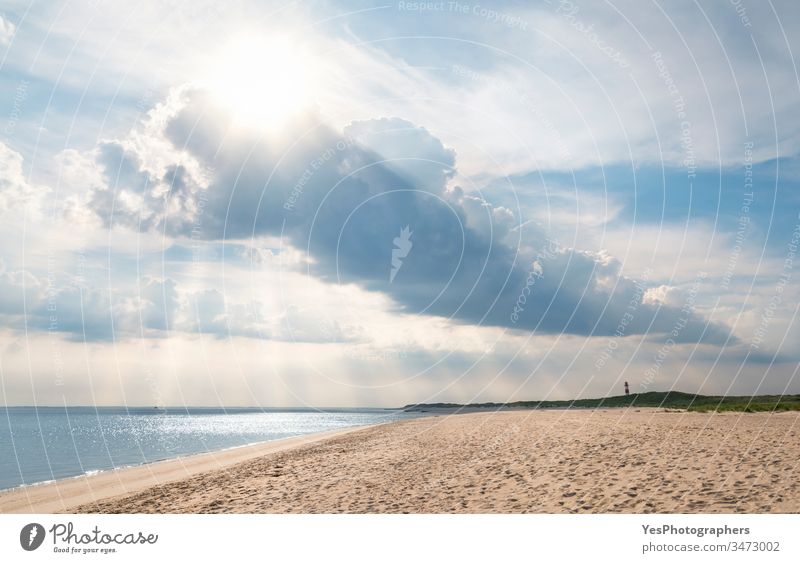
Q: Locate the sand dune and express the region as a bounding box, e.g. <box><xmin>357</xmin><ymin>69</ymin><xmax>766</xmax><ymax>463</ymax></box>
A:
<box><xmin>5</xmin><ymin>410</ymin><xmax>799</xmax><ymax>513</ymax></box>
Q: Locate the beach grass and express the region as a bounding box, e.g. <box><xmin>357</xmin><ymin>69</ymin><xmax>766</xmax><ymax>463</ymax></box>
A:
<box><xmin>404</xmin><ymin>391</ymin><xmax>800</xmax><ymax>413</ymax></box>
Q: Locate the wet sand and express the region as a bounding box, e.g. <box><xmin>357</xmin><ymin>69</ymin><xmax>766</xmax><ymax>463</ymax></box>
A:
<box><xmin>0</xmin><ymin>425</ymin><xmax>369</xmax><ymax>514</ymax></box>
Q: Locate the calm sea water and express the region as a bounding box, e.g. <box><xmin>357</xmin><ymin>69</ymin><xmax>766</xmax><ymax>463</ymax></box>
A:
<box><xmin>0</xmin><ymin>406</ymin><xmax>418</xmax><ymax>491</ymax></box>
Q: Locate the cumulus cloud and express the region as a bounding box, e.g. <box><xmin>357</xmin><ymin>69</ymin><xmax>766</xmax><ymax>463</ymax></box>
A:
<box><xmin>0</xmin><ymin>14</ymin><xmax>14</xmax><ymax>46</ymax></box>
<box><xmin>0</xmin><ymin>143</ymin><xmax>48</xmax><ymax>214</ymax></box>
<box><xmin>0</xmin><ymin>265</ymin><xmax>118</xmax><ymax>341</ymax></box>
<box><xmin>0</xmin><ymin>266</ymin><xmax>275</xmax><ymax>341</ymax></box>
<box><xmin>78</xmin><ymin>86</ymin><xmax>729</xmax><ymax>344</ymax></box>
<box><xmin>183</xmin><ymin>288</ymin><xmax>266</xmax><ymax>339</ymax></box>
<box><xmin>86</xmin><ymin>87</ymin><xmax>211</xmax><ymax>235</ymax></box>
<box><xmin>0</xmin><ymin>261</ymin><xmax>41</xmax><ymax>316</ymax></box>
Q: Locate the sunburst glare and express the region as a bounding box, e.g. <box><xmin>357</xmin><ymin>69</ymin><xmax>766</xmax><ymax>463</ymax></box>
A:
<box><xmin>203</xmin><ymin>35</ymin><xmax>318</xmax><ymax>131</ymax></box>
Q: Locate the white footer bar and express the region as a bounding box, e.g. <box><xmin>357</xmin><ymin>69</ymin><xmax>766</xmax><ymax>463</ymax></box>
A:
<box><xmin>1</xmin><ymin>514</ymin><xmax>797</xmax><ymax>562</ymax></box>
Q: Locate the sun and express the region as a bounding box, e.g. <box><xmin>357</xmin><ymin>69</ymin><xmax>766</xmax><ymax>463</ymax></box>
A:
<box><xmin>203</xmin><ymin>35</ymin><xmax>317</xmax><ymax>131</ymax></box>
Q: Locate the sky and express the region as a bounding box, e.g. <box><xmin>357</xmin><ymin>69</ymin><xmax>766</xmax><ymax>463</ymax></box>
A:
<box><xmin>0</xmin><ymin>0</ymin><xmax>798</xmax><ymax>407</ymax></box>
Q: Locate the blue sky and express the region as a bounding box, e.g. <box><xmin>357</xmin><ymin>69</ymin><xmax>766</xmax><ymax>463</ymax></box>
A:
<box><xmin>0</xmin><ymin>0</ymin><xmax>799</xmax><ymax>407</ymax></box>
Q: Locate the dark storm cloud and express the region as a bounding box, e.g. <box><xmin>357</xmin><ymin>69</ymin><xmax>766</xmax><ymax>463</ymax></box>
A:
<box><xmin>85</xmin><ymin>87</ymin><xmax>730</xmax><ymax>343</ymax></box>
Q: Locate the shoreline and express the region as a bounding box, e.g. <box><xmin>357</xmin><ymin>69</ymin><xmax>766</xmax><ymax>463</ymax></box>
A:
<box><xmin>0</xmin><ymin>423</ymin><xmax>377</xmax><ymax>514</ymax></box>
<box><xmin>4</xmin><ymin>409</ymin><xmax>799</xmax><ymax>514</ymax></box>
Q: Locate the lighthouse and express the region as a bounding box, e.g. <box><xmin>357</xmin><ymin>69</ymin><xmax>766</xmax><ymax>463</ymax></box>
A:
<box><xmin>624</xmin><ymin>381</ymin><xmax>630</xmax><ymax>396</ymax></box>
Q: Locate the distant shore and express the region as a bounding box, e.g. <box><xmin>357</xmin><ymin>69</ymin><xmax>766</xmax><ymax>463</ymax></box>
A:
<box><xmin>402</xmin><ymin>390</ymin><xmax>800</xmax><ymax>413</ymax></box>
<box><xmin>8</xmin><ymin>409</ymin><xmax>796</xmax><ymax>514</ymax></box>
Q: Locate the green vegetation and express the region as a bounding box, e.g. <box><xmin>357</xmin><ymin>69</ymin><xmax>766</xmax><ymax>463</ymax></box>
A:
<box><xmin>403</xmin><ymin>391</ymin><xmax>800</xmax><ymax>413</ymax></box>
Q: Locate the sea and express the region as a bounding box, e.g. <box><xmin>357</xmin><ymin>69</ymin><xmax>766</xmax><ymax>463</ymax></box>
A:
<box><xmin>0</xmin><ymin>406</ymin><xmax>420</xmax><ymax>492</ymax></box>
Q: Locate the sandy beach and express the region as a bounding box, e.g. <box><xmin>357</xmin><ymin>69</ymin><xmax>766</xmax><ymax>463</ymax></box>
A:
<box><xmin>0</xmin><ymin>425</ymin><xmax>370</xmax><ymax>514</ymax></box>
<box><xmin>3</xmin><ymin>410</ymin><xmax>799</xmax><ymax>514</ymax></box>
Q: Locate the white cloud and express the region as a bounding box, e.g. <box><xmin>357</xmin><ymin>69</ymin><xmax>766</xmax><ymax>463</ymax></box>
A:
<box><xmin>642</xmin><ymin>285</ymin><xmax>685</xmax><ymax>308</ymax></box>
<box><xmin>0</xmin><ymin>2</ymin><xmax>797</xmax><ymax>406</ymax></box>
<box><xmin>8</xmin><ymin>2</ymin><xmax>798</xmax><ymax>177</ymax></box>
<box><xmin>0</xmin><ymin>142</ymin><xmax>48</xmax><ymax>214</ymax></box>
<box><xmin>0</xmin><ymin>14</ymin><xmax>15</xmax><ymax>45</ymax></box>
